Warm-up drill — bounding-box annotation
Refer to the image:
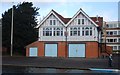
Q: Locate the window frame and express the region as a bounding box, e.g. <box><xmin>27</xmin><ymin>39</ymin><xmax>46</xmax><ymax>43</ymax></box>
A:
<box><xmin>53</xmin><ymin>28</ymin><xmax>63</xmax><ymax>36</ymax></box>
<box><xmin>49</xmin><ymin>19</ymin><xmax>56</xmax><ymax>25</ymax></box>
<box><xmin>43</xmin><ymin>28</ymin><xmax>52</xmax><ymax>36</ymax></box>
<box><xmin>113</xmin><ymin>46</ymin><xmax>117</xmax><ymax>50</ymax></box>
<box><xmin>85</xmin><ymin>27</ymin><xmax>89</xmax><ymax>36</ymax></box>
<box><xmin>50</xmin><ymin>20</ymin><xmax>52</xmax><ymax>25</ymax></box>
<box><xmin>118</xmin><ymin>46</ymin><xmax>120</xmax><ymax>50</ymax></box>
<box><xmin>78</xmin><ymin>19</ymin><xmax>81</xmax><ymax>25</ymax></box>
<box><xmin>82</xmin><ymin>19</ymin><xmax>84</xmax><ymax>25</ymax></box>
<box><xmin>70</xmin><ymin>27</ymin><xmax>80</xmax><ymax>36</ymax></box>
<box><xmin>53</xmin><ymin>20</ymin><xmax>56</xmax><ymax>25</ymax></box>
<box><xmin>82</xmin><ymin>27</ymin><xmax>84</xmax><ymax>36</ymax></box>
<box><xmin>90</xmin><ymin>27</ymin><xmax>92</xmax><ymax>36</ymax></box>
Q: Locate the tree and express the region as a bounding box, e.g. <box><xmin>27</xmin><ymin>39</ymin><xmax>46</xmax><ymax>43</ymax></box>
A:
<box><xmin>2</xmin><ymin>2</ymin><xmax>39</xmax><ymax>55</ymax></box>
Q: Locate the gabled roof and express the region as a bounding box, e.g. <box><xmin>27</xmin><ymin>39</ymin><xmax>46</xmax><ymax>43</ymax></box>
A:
<box><xmin>36</xmin><ymin>9</ymin><xmax>70</xmax><ymax>28</ymax></box>
<box><xmin>66</xmin><ymin>8</ymin><xmax>99</xmax><ymax>27</ymax></box>
<box><xmin>52</xmin><ymin>10</ymin><xmax>71</xmax><ymax>24</ymax></box>
<box><xmin>36</xmin><ymin>9</ymin><xmax>103</xmax><ymax>28</ymax></box>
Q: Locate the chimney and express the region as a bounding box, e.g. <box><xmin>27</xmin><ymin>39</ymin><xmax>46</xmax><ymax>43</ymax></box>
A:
<box><xmin>96</xmin><ymin>15</ymin><xmax>99</xmax><ymax>22</ymax></box>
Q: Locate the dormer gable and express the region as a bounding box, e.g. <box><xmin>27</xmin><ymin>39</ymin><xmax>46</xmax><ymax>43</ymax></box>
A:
<box><xmin>66</xmin><ymin>8</ymin><xmax>99</xmax><ymax>27</ymax></box>
<box><xmin>36</xmin><ymin>8</ymin><xmax>103</xmax><ymax>28</ymax></box>
<box><xmin>36</xmin><ymin>9</ymin><xmax>66</xmax><ymax>28</ymax></box>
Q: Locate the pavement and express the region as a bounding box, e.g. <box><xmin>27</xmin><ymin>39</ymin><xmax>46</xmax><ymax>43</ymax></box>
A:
<box><xmin>2</xmin><ymin>54</ymin><xmax>120</xmax><ymax>70</ymax></box>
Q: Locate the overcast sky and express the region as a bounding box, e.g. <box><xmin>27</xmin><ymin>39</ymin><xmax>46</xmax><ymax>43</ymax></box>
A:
<box><xmin>0</xmin><ymin>0</ymin><xmax>119</xmax><ymax>22</ymax></box>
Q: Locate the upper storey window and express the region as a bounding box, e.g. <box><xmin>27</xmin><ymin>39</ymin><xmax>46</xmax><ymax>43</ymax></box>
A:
<box><xmin>90</xmin><ymin>27</ymin><xmax>92</xmax><ymax>36</ymax></box>
<box><xmin>77</xmin><ymin>18</ymin><xmax>84</xmax><ymax>25</ymax></box>
<box><xmin>85</xmin><ymin>27</ymin><xmax>89</xmax><ymax>36</ymax></box>
<box><xmin>106</xmin><ymin>31</ymin><xmax>118</xmax><ymax>36</ymax></box>
<box><xmin>70</xmin><ymin>27</ymin><xmax>80</xmax><ymax>36</ymax></box>
<box><xmin>50</xmin><ymin>20</ymin><xmax>56</xmax><ymax>25</ymax></box>
<box><xmin>43</xmin><ymin>27</ymin><xmax>63</xmax><ymax>36</ymax></box>
<box><xmin>50</xmin><ymin>20</ymin><xmax>52</xmax><ymax>25</ymax></box>
<box><xmin>43</xmin><ymin>28</ymin><xmax>52</xmax><ymax>36</ymax></box>
<box><xmin>107</xmin><ymin>24</ymin><xmax>118</xmax><ymax>28</ymax></box>
<box><xmin>53</xmin><ymin>28</ymin><xmax>63</xmax><ymax>36</ymax></box>
<box><xmin>119</xmin><ymin>31</ymin><xmax>120</xmax><ymax>35</ymax></box>
<box><xmin>78</xmin><ymin>19</ymin><xmax>81</xmax><ymax>25</ymax></box>
<box><xmin>53</xmin><ymin>20</ymin><xmax>56</xmax><ymax>25</ymax></box>
<box><xmin>82</xmin><ymin>19</ymin><xmax>84</xmax><ymax>24</ymax></box>
<box><xmin>82</xmin><ymin>27</ymin><xmax>92</xmax><ymax>36</ymax></box>
<box><xmin>119</xmin><ymin>23</ymin><xmax>120</xmax><ymax>27</ymax></box>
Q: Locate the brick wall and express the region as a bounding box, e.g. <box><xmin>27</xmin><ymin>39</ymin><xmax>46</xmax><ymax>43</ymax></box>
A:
<box><xmin>86</xmin><ymin>42</ymin><xmax>99</xmax><ymax>58</ymax></box>
<box><xmin>26</xmin><ymin>41</ymin><xmax>99</xmax><ymax>58</ymax></box>
<box><xmin>58</xmin><ymin>42</ymin><xmax>66</xmax><ymax>57</ymax></box>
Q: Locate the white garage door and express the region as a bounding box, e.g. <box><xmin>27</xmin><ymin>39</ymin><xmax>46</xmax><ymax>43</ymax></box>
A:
<box><xmin>29</xmin><ymin>47</ymin><xmax>38</xmax><ymax>56</ymax></box>
<box><xmin>45</xmin><ymin>44</ymin><xmax>57</xmax><ymax>57</ymax></box>
<box><xmin>69</xmin><ymin>44</ymin><xmax>85</xmax><ymax>57</ymax></box>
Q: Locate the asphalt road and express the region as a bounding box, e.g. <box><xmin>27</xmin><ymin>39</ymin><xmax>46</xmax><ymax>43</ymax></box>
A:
<box><xmin>2</xmin><ymin>54</ymin><xmax>120</xmax><ymax>69</ymax></box>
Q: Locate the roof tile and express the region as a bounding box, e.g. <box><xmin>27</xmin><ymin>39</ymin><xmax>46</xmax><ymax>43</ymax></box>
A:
<box><xmin>52</xmin><ymin>9</ymin><xmax>103</xmax><ymax>26</ymax></box>
<box><xmin>52</xmin><ymin>10</ymin><xmax>71</xmax><ymax>24</ymax></box>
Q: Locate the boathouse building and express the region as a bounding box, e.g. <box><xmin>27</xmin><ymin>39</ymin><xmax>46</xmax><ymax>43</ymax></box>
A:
<box><xmin>26</xmin><ymin>8</ymin><xmax>105</xmax><ymax>58</ymax></box>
